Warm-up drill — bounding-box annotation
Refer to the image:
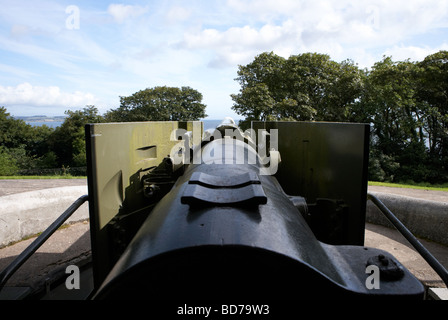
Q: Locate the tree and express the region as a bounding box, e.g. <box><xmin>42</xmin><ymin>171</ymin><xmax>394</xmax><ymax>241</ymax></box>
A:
<box><xmin>0</xmin><ymin>107</ymin><xmax>35</xmax><ymax>149</ymax></box>
<box><xmin>0</xmin><ymin>107</ymin><xmax>54</xmax><ymax>173</ymax></box>
<box><xmin>49</xmin><ymin>106</ymin><xmax>104</xmax><ymax>168</ymax></box>
<box><xmin>415</xmin><ymin>51</ymin><xmax>448</xmax><ymax>182</ymax></box>
<box><xmin>357</xmin><ymin>57</ymin><xmax>429</xmax><ymax>181</ymax></box>
<box><xmin>0</xmin><ymin>146</ymin><xmax>19</xmax><ymax>176</ymax></box>
<box><xmin>230</xmin><ymin>51</ymin><xmax>448</xmax><ymax>183</ymax></box>
<box><xmin>283</xmin><ymin>53</ymin><xmax>364</xmax><ymax>122</ymax></box>
<box><xmin>231</xmin><ymin>52</ymin><xmax>364</xmax><ymax>126</ymax></box>
<box><xmin>231</xmin><ymin>52</ymin><xmax>285</xmax><ymax>121</ymax></box>
<box><xmin>105</xmin><ymin>86</ymin><xmax>207</xmax><ymax>122</ymax></box>
<box><xmin>28</xmin><ymin>124</ymin><xmax>55</xmax><ymax>162</ymax></box>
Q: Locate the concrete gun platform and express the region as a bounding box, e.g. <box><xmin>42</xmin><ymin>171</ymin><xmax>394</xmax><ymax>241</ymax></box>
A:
<box><xmin>0</xmin><ymin>179</ymin><xmax>447</xmax><ymax>299</ymax></box>
<box><xmin>0</xmin><ymin>179</ymin><xmax>88</xmax><ymax>197</ymax></box>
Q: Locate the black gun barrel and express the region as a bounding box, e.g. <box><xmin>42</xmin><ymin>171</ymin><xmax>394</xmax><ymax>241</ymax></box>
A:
<box><xmin>93</xmin><ymin>133</ymin><xmax>424</xmax><ymax>300</ymax></box>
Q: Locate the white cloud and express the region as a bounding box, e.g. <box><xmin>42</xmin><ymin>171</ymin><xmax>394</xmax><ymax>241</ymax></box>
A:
<box><xmin>107</xmin><ymin>4</ymin><xmax>149</xmax><ymax>24</ymax></box>
<box><xmin>0</xmin><ymin>82</ymin><xmax>97</xmax><ymax>108</ymax></box>
<box><xmin>383</xmin><ymin>44</ymin><xmax>448</xmax><ymax>62</ymax></box>
<box><xmin>226</xmin><ymin>0</ymin><xmax>301</xmax><ymax>22</ymax></box>
<box><xmin>165</xmin><ymin>6</ymin><xmax>192</xmax><ymax>24</ymax></box>
<box><xmin>180</xmin><ymin>20</ymin><xmax>302</xmax><ymax>67</ymax></box>
<box><xmin>176</xmin><ymin>0</ymin><xmax>448</xmax><ymax>69</ymax></box>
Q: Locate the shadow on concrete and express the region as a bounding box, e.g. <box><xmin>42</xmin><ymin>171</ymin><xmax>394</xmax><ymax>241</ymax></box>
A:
<box><xmin>0</xmin><ymin>222</ymin><xmax>92</xmax><ymax>299</ymax></box>
<box><xmin>365</xmin><ymin>223</ymin><xmax>448</xmax><ymax>289</ymax></box>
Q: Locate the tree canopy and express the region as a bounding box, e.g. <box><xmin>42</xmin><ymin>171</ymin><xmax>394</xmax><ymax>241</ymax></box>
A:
<box><xmin>105</xmin><ymin>86</ymin><xmax>207</xmax><ymax>122</ymax></box>
<box><xmin>0</xmin><ymin>85</ymin><xmax>208</xmax><ymax>175</ymax></box>
<box><xmin>231</xmin><ymin>52</ymin><xmax>364</xmax><ymax>127</ymax></box>
<box><xmin>1</xmin><ymin>58</ymin><xmax>447</xmax><ymax>184</ymax></box>
<box><xmin>231</xmin><ymin>51</ymin><xmax>448</xmax><ymax>183</ymax></box>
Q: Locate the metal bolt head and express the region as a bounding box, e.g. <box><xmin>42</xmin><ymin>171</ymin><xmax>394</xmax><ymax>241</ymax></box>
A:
<box><xmin>367</xmin><ymin>254</ymin><xmax>404</xmax><ymax>281</ymax></box>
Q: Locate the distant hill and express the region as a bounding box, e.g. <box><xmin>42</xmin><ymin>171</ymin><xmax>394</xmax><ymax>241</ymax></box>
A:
<box><xmin>15</xmin><ymin>115</ymin><xmax>66</xmax><ymax>122</ymax></box>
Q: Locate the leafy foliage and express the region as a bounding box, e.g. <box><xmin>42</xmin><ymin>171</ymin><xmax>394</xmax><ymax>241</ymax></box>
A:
<box><xmin>232</xmin><ymin>51</ymin><xmax>448</xmax><ymax>183</ymax></box>
<box><xmin>48</xmin><ymin>106</ymin><xmax>104</xmax><ymax>168</ymax></box>
<box><xmin>0</xmin><ymin>86</ymin><xmax>207</xmax><ymax>175</ymax></box>
<box><xmin>105</xmin><ymin>86</ymin><xmax>207</xmax><ymax>122</ymax></box>
<box><xmin>1</xmin><ymin>54</ymin><xmax>447</xmax><ymax>184</ymax></box>
<box><xmin>231</xmin><ymin>52</ymin><xmax>364</xmax><ymax>125</ymax></box>
<box><xmin>0</xmin><ymin>146</ymin><xmax>19</xmax><ymax>176</ymax></box>
<box><xmin>0</xmin><ymin>107</ymin><xmax>53</xmax><ymax>175</ymax></box>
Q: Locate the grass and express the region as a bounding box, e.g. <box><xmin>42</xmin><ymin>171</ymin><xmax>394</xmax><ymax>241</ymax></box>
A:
<box><xmin>368</xmin><ymin>181</ymin><xmax>448</xmax><ymax>192</ymax></box>
<box><xmin>0</xmin><ymin>175</ymin><xmax>86</xmax><ymax>179</ymax></box>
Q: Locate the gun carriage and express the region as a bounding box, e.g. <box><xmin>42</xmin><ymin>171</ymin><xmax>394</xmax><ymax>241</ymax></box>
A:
<box><xmin>4</xmin><ymin>118</ymin><xmax>444</xmax><ymax>300</ymax></box>
<box><xmin>86</xmin><ymin>119</ymin><xmax>424</xmax><ymax>299</ymax></box>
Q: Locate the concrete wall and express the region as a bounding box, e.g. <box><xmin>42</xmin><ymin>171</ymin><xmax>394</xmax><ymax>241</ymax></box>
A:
<box><xmin>0</xmin><ymin>186</ymin><xmax>89</xmax><ymax>248</ymax></box>
<box><xmin>366</xmin><ymin>191</ymin><xmax>448</xmax><ymax>247</ymax></box>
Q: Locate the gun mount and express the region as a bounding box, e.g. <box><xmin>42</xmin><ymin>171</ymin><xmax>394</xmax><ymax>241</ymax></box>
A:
<box><xmin>84</xmin><ymin>119</ymin><xmax>424</xmax><ymax>299</ymax></box>
<box><xmin>1</xmin><ymin>119</ymin><xmax>432</xmax><ymax>300</ymax></box>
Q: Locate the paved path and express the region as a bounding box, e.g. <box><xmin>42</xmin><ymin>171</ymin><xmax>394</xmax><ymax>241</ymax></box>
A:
<box><xmin>368</xmin><ymin>185</ymin><xmax>448</xmax><ymax>202</ymax></box>
<box><xmin>365</xmin><ymin>223</ymin><xmax>448</xmax><ymax>288</ymax></box>
<box><xmin>0</xmin><ymin>179</ymin><xmax>87</xmax><ymax>197</ymax></box>
<box><xmin>0</xmin><ymin>221</ymin><xmax>91</xmax><ymax>288</ymax></box>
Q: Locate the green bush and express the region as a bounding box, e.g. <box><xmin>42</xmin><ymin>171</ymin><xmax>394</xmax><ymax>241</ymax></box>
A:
<box><xmin>0</xmin><ymin>147</ymin><xmax>19</xmax><ymax>176</ymax></box>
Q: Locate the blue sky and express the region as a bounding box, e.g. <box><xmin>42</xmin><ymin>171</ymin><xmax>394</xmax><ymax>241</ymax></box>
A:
<box><xmin>0</xmin><ymin>0</ymin><xmax>447</xmax><ymax>119</ymax></box>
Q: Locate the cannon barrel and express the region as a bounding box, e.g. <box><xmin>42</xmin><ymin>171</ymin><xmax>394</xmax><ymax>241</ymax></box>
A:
<box><xmin>91</xmin><ymin>122</ymin><xmax>424</xmax><ymax>300</ymax></box>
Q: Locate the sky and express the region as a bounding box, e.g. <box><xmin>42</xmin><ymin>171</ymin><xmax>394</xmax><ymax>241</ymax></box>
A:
<box><xmin>0</xmin><ymin>0</ymin><xmax>447</xmax><ymax>119</ymax></box>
